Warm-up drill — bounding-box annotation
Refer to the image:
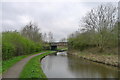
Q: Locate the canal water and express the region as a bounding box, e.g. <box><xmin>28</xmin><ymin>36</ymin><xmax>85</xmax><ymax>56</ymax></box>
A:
<box><xmin>41</xmin><ymin>51</ymin><xmax>118</xmax><ymax>78</ymax></box>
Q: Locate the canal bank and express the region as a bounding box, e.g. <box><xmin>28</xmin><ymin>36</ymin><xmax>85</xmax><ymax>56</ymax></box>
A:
<box><xmin>68</xmin><ymin>50</ymin><xmax>119</xmax><ymax>68</ymax></box>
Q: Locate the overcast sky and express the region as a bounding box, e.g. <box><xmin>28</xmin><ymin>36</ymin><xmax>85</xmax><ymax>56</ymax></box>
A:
<box><xmin>1</xmin><ymin>0</ymin><xmax>118</xmax><ymax>41</ymax></box>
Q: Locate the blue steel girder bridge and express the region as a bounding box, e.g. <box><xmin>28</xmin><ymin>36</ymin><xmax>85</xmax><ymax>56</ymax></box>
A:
<box><xmin>50</xmin><ymin>42</ymin><xmax>67</xmax><ymax>50</ymax></box>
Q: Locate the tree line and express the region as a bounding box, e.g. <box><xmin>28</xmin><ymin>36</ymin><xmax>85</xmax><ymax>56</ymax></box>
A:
<box><xmin>2</xmin><ymin>22</ymin><xmax>54</xmax><ymax>60</ymax></box>
<box><xmin>68</xmin><ymin>3</ymin><xmax>118</xmax><ymax>54</ymax></box>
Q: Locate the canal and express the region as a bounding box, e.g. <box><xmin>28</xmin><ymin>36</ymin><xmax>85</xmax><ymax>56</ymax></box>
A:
<box><xmin>41</xmin><ymin>51</ymin><xmax>118</xmax><ymax>78</ymax></box>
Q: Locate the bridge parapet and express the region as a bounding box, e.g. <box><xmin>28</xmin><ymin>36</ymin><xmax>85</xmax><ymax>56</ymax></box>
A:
<box><xmin>50</xmin><ymin>42</ymin><xmax>67</xmax><ymax>46</ymax></box>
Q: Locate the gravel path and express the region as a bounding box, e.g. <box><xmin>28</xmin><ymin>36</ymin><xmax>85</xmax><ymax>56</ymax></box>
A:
<box><xmin>2</xmin><ymin>53</ymin><xmax>44</xmax><ymax>78</ymax></box>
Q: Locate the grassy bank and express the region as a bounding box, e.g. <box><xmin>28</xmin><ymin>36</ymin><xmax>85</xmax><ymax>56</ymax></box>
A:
<box><xmin>68</xmin><ymin>50</ymin><xmax>118</xmax><ymax>67</ymax></box>
<box><xmin>20</xmin><ymin>51</ymin><xmax>56</xmax><ymax>78</ymax></box>
<box><xmin>2</xmin><ymin>51</ymin><xmax>44</xmax><ymax>74</ymax></box>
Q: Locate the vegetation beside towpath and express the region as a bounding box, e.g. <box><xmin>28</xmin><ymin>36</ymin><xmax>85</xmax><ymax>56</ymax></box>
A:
<box><xmin>2</xmin><ymin>22</ymin><xmax>55</xmax><ymax>74</ymax></box>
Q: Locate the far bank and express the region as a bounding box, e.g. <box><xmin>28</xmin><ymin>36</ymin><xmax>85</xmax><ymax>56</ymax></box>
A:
<box><xmin>68</xmin><ymin>50</ymin><xmax>119</xmax><ymax>68</ymax></box>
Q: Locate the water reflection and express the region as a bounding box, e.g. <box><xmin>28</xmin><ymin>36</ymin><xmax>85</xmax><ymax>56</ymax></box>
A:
<box><xmin>57</xmin><ymin>51</ymin><xmax>67</xmax><ymax>56</ymax></box>
<box><xmin>67</xmin><ymin>55</ymin><xmax>118</xmax><ymax>78</ymax></box>
<box><xmin>41</xmin><ymin>52</ymin><xmax>118</xmax><ymax>78</ymax></box>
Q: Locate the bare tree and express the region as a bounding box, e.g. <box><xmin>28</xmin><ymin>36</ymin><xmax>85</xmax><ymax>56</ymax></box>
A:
<box><xmin>60</xmin><ymin>38</ymin><xmax>67</xmax><ymax>42</ymax></box>
<box><xmin>42</xmin><ymin>32</ymin><xmax>47</xmax><ymax>42</ymax></box>
<box><xmin>21</xmin><ymin>22</ymin><xmax>42</xmax><ymax>43</ymax></box>
<box><xmin>48</xmin><ymin>32</ymin><xmax>54</xmax><ymax>43</ymax></box>
<box><xmin>81</xmin><ymin>3</ymin><xmax>117</xmax><ymax>51</ymax></box>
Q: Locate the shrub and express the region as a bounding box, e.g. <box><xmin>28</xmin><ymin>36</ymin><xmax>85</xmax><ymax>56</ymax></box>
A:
<box><xmin>2</xmin><ymin>31</ymin><xmax>43</xmax><ymax>60</ymax></box>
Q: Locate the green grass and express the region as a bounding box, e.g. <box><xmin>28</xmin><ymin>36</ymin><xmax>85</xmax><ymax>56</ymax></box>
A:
<box><xmin>20</xmin><ymin>51</ymin><xmax>55</xmax><ymax>78</ymax></box>
<box><xmin>1</xmin><ymin>51</ymin><xmax>45</xmax><ymax>74</ymax></box>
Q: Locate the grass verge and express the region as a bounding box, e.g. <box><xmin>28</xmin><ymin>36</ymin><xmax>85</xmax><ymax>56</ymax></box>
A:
<box><xmin>20</xmin><ymin>51</ymin><xmax>56</xmax><ymax>78</ymax></box>
<box><xmin>2</xmin><ymin>51</ymin><xmax>45</xmax><ymax>74</ymax></box>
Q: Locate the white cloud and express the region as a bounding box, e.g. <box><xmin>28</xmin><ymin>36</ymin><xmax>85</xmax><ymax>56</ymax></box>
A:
<box><xmin>1</xmin><ymin>2</ymin><xmax>118</xmax><ymax>41</ymax></box>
